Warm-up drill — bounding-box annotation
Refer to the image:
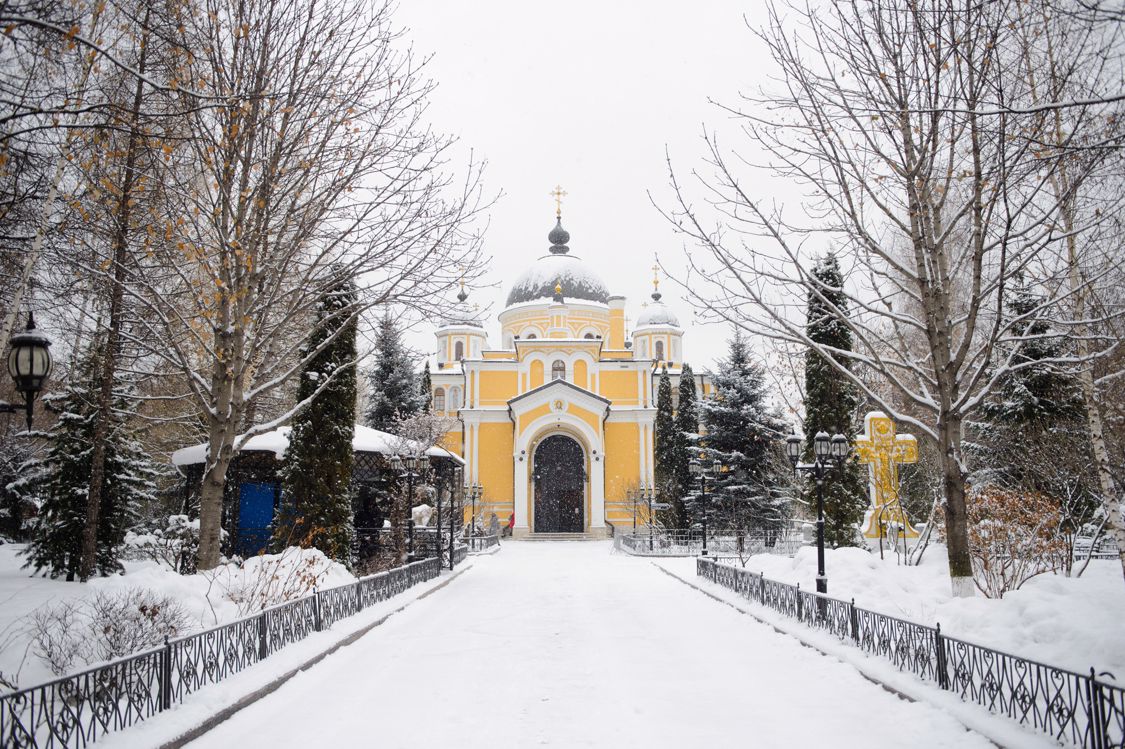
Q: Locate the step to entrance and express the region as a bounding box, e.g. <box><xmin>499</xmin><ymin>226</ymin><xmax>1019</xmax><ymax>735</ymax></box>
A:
<box><xmin>515</xmin><ymin>532</ymin><xmax>604</xmax><ymax>542</ymax></box>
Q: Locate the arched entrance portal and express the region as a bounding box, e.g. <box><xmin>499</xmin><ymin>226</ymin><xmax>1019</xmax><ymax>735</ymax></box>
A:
<box><xmin>533</xmin><ymin>435</ymin><xmax>585</xmax><ymax>533</ymax></box>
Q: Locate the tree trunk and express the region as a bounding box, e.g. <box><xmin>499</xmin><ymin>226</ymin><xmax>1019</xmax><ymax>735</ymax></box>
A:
<box><xmin>79</xmin><ymin>30</ymin><xmax>149</xmax><ymax>581</ymax></box>
<box><xmin>939</xmin><ymin>416</ymin><xmax>975</xmax><ymax>597</ymax></box>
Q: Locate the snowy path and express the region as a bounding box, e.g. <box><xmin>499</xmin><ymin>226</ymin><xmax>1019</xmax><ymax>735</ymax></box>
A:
<box><xmin>185</xmin><ymin>542</ymin><xmax>992</xmax><ymax>749</ymax></box>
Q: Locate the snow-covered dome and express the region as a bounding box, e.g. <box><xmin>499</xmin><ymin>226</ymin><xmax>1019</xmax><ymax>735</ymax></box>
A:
<box><xmin>635</xmin><ymin>292</ymin><xmax>680</xmax><ymax>328</ymax></box>
<box><xmin>505</xmin><ymin>217</ymin><xmax>610</xmax><ymax>307</ymax></box>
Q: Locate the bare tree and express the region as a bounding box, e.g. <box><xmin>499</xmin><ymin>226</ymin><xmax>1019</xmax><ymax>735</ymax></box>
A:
<box><xmin>120</xmin><ymin>0</ymin><xmax>486</xmax><ymax>570</ymax></box>
<box><xmin>659</xmin><ymin>0</ymin><xmax>1124</xmax><ymax>595</ymax></box>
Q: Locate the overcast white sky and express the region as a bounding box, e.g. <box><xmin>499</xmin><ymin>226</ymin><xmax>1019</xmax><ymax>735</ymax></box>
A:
<box><xmin>392</xmin><ymin>1</ymin><xmax>776</xmax><ymax>371</ymax></box>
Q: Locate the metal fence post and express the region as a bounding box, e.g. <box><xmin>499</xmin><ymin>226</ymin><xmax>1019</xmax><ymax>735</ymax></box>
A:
<box><xmin>313</xmin><ymin>588</ymin><xmax>322</xmax><ymax>632</ymax></box>
<box><xmin>160</xmin><ymin>636</ymin><xmax>172</xmax><ymax>711</ymax></box>
<box><xmin>796</xmin><ymin>583</ymin><xmax>803</xmax><ymax>621</ymax></box>
<box><xmin>934</xmin><ymin>623</ymin><xmax>950</xmax><ymax>690</ymax></box>
<box><xmin>258</xmin><ymin>611</ymin><xmax>268</xmax><ymax>660</ymax></box>
<box><xmin>1086</xmin><ymin>668</ymin><xmax>1107</xmax><ymax>749</ymax></box>
<box><xmin>849</xmin><ymin>598</ymin><xmax>859</xmax><ymax>644</ymax></box>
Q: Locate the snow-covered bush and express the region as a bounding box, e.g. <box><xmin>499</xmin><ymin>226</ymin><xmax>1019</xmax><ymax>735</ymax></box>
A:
<box><xmin>30</xmin><ymin>589</ymin><xmax>193</xmax><ymax>676</ymax></box>
<box><xmin>124</xmin><ymin>515</ymin><xmax>223</xmax><ymax>574</ymax></box>
<box><xmin>966</xmin><ymin>486</ymin><xmax>1067</xmax><ymax>598</ymax></box>
<box><xmin>204</xmin><ymin>546</ymin><xmax>352</xmax><ymax>617</ymax></box>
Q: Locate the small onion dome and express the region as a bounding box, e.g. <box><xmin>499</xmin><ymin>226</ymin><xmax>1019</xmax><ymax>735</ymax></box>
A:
<box><xmin>440</xmin><ymin>285</ymin><xmax>483</xmax><ymax>328</ymax></box>
<box><xmin>548</xmin><ymin>218</ymin><xmax>571</xmax><ymax>254</ymax></box>
<box><xmin>635</xmin><ymin>291</ymin><xmax>681</xmax><ymax>327</ymax></box>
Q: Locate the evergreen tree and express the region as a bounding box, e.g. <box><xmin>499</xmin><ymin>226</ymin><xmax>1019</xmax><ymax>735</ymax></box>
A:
<box><xmin>967</xmin><ymin>282</ymin><xmax>1090</xmax><ymax>501</ymax></box>
<box><xmin>275</xmin><ymin>280</ymin><xmax>358</xmax><ymax>564</ymax></box>
<box><xmin>803</xmin><ymin>253</ymin><xmax>868</xmax><ymax>547</ymax></box>
<box><xmin>365</xmin><ymin>312</ymin><xmax>421</xmax><ymax>432</ymax></box>
<box><xmin>653</xmin><ymin>366</ymin><xmax>677</xmax><ymax>526</ymax></box>
<box><xmin>21</xmin><ymin>345</ymin><xmax>155</xmax><ymax>580</ymax></box>
<box><xmin>419</xmin><ymin>366</ymin><xmax>433</xmax><ymax>412</ymax></box>
<box><xmin>699</xmin><ymin>333</ymin><xmax>789</xmax><ymax>533</ymax></box>
<box><xmin>672</xmin><ymin>363</ymin><xmax>699</xmax><ymax>526</ymax></box>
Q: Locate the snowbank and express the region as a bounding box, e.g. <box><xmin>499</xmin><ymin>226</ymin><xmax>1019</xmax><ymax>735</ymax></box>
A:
<box><xmin>0</xmin><ymin>544</ymin><xmax>355</xmax><ymax>690</ymax></box>
<box><xmin>666</xmin><ymin>544</ymin><xmax>1125</xmax><ymax>684</ymax></box>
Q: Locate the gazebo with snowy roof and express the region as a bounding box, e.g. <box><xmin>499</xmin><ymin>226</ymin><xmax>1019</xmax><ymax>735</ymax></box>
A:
<box><xmin>172</xmin><ymin>425</ymin><xmax>464</xmax><ymax>556</ymax></box>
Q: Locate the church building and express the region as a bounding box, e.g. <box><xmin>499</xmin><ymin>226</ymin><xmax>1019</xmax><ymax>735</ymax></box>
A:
<box><xmin>429</xmin><ymin>196</ymin><xmax>710</xmax><ymax>537</ymax></box>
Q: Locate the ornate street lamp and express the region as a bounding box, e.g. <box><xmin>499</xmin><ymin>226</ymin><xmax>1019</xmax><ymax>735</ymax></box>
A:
<box><xmin>689</xmin><ymin>454</ymin><xmax>722</xmax><ymax>557</ymax></box>
<box><xmin>395</xmin><ymin>453</ymin><xmax>430</xmax><ymax>560</ymax></box>
<box><xmin>2</xmin><ymin>313</ymin><xmax>52</xmax><ymax>432</ymax></box>
<box><xmin>787</xmin><ymin>430</ymin><xmax>850</xmax><ymax>596</ymax></box>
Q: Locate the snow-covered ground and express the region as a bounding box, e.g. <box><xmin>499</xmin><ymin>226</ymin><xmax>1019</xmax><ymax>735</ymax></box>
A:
<box><xmin>659</xmin><ymin>544</ymin><xmax>1125</xmax><ymax>684</ymax></box>
<box><xmin>172</xmin><ymin>542</ymin><xmax>1013</xmax><ymax>749</ymax></box>
<box><xmin>0</xmin><ymin>542</ymin><xmax>354</xmax><ymax>689</ymax></box>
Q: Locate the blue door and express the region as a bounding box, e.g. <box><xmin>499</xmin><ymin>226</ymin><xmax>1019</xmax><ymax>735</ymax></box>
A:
<box><xmin>238</xmin><ymin>482</ymin><xmax>276</xmax><ymax>556</ymax></box>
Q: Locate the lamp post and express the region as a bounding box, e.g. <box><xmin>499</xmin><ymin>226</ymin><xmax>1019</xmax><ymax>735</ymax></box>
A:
<box><xmin>392</xmin><ymin>453</ymin><xmax>429</xmax><ymax>561</ymax></box>
<box><xmin>786</xmin><ymin>431</ymin><xmax>849</xmax><ymax>595</ymax></box>
<box><xmin>689</xmin><ymin>455</ymin><xmax>722</xmax><ymax>557</ymax></box>
<box><xmin>1</xmin><ymin>313</ymin><xmax>52</xmax><ymax>432</ymax></box>
<box><xmin>644</xmin><ymin>483</ymin><xmax>654</xmax><ymax>551</ymax></box>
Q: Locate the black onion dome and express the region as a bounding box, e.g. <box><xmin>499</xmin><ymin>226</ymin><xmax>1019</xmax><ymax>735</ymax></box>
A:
<box><xmin>548</xmin><ymin>219</ymin><xmax>571</xmax><ymax>253</ymax></box>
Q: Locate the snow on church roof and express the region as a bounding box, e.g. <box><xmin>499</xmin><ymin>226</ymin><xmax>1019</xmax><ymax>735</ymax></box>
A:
<box><xmin>171</xmin><ymin>425</ymin><xmax>463</xmax><ymax>467</ymax></box>
<box><xmin>505</xmin><ymin>216</ymin><xmax>610</xmax><ymax>307</ymax></box>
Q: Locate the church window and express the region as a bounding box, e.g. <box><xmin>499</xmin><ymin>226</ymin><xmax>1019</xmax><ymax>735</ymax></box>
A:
<box><xmin>450</xmin><ymin>386</ymin><xmax>462</xmax><ymax>408</ymax></box>
<box><xmin>584</xmin><ymin>332</ymin><xmax>595</xmax><ymax>339</ymax></box>
<box><xmin>454</xmin><ymin>341</ymin><xmax>464</xmax><ymax>360</ymax></box>
<box><xmin>551</xmin><ymin>360</ymin><xmax>566</xmax><ymax>381</ymax></box>
<box><xmin>655</xmin><ymin>340</ymin><xmax>665</xmax><ymax>361</ymax></box>
<box><xmin>526</xmin><ymin>334</ymin><xmax>537</xmax><ymax>340</ymax></box>
<box><xmin>433</xmin><ymin>388</ymin><xmax>446</xmax><ymax>412</ymax></box>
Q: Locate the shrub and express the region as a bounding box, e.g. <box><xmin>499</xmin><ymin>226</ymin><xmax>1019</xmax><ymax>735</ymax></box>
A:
<box><xmin>967</xmin><ymin>486</ymin><xmax>1066</xmax><ymax>598</ymax></box>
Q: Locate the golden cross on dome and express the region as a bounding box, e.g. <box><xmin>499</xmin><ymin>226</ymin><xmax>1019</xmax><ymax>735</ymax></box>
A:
<box><xmin>549</xmin><ymin>185</ymin><xmax>568</xmax><ymax>218</ymax></box>
<box><xmin>651</xmin><ymin>261</ymin><xmax>661</xmax><ymax>292</ymax></box>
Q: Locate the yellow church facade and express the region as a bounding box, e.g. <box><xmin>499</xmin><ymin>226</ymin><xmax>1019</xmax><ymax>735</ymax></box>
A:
<box><xmin>428</xmin><ymin>208</ymin><xmax>710</xmax><ymax>537</ymax></box>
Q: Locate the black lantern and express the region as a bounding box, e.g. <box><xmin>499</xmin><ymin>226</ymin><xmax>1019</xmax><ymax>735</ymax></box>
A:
<box><xmin>830</xmin><ymin>434</ymin><xmax>849</xmax><ymax>464</ymax></box>
<box><xmin>813</xmin><ymin>431</ymin><xmax>832</xmax><ymax>460</ymax></box>
<box><xmin>785</xmin><ymin>434</ymin><xmax>802</xmax><ymax>467</ymax></box>
<box><xmin>3</xmin><ymin>313</ymin><xmax>52</xmax><ymax>432</ymax></box>
<box><xmin>390</xmin><ymin>454</ymin><xmax>404</xmax><ymax>472</ymax></box>
<box><xmin>788</xmin><ymin>427</ymin><xmax>851</xmax><ymax>598</ymax></box>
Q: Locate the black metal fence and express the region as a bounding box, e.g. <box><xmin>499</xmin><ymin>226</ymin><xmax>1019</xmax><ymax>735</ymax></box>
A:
<box><xmin>616</xmin><ymin>529</ymin><xmax>807</xmax><ymax>557</ymax></box>
<box><xmin>0</xmin><ymin>557</ymin><xmax>442</xmax><ymax>749</ymax></box>
<box><xmin>697</xmin><ymin>558</ymin><xmax>1124</xmax><ymax>749</ymax></box>
<box><xmin>465</xmin><ymin>533</ymin><xmax>500</xmax><ymax>553</ymax></box>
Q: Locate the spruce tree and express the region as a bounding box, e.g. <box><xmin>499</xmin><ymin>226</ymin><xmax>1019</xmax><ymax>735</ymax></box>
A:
<box><xmin>365</xmin><ymin>312</ymin><xmax>421</xmax><ymax>432</ymax></box>
<box><xmin>275</xmin><ymin>280</ymin><xmax>358</xmax><ymax>564</ymax></box>
<box><xmin>803</xmin><ymin>253</ymin><xmax>868</xmax><ymax>547</ymax></box>
<box><xmin>419</xmin><ymin>367</ymin><xmax>432</xmax><ymax>412</ymax></box>
<box><xmin>22</xmin><ymin>345</ymin><xmax>155</xmax><ymax>580</ymax></box>
<box><xmin>672</xmin><ymin>363</ymin><xmax>698</xmax><ymax>527</ymax></box>
<box><xmin>653</xmin><ymin>366</ymin><xmax>677</xmax><ymax>526</ymax></box>
<box><xmin>698</xmin><ymin>333</ymin><xmax>789</xmax><ymax>534</ymax></box>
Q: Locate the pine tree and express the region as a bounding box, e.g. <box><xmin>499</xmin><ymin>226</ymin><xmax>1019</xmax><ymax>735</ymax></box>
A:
<box><xmin>365</xmin><ymin>312</ymin><xmax>421</xmax><ymax>432</ymax></box>
<box><xmin>699</xmin><ymin>333</ymin><xmax>789</xmax><ymax>533</ymax></box>
<box><xmin>653</xmin><ymin>366</ymin><xmax>677</xmax><ymax>526</ymax></box>
<box><xmin>275</xmin><ymin>280</ymin><xmax>358</xmax><ymax>564</ymax></box>
<box><xmin>803</xmin><ymin>253</ymin><xmax>869</xmax><ymax>547</ymax></box>
<box><xmin>419</xmin><ymin>367</ymin><xmax>432</xmax><ymax>412</ymax></box>
<box><xmin>21</xmin><ymin>345</ymin><xmax>155</xmax><ymax>580</ymax></box>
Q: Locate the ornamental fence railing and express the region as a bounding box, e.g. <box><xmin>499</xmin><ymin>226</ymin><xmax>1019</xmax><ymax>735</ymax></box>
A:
<box><xmin>0</xmin><ymin>557</ymin><xmax>443</xmax><ymax>749</ymax></box>
<box><xmin>615</xmin><ymin>529</ymin><xmax>807</xmax><ymax>558</ymax></box>
<box><xmin>465</xmin><ymin>533</ymin><xmax>500</xmax><ymax>553</ymax></box>
<box><xmin>697</xmin><ymin>558</ymin><xmax>1124</xmax><ymax>749</ymax></box>
<box><xmin>354</xmin><ymin>527</ymin><xmax>468</xmax><ymax>567</ymax></box>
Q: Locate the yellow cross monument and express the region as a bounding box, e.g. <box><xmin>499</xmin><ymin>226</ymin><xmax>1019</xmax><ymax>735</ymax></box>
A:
<box><xmin>854</xmin><ymin>411</ymin><xmax>919</xmax><ymax>541</ymax></box>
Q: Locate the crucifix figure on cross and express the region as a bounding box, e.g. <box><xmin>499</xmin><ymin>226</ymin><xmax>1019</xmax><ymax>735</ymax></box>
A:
<box><xmin>549</xmin><ymin>184</ymin><xmax>567</xmax><ymax>218</ymax></box>
<box><xmin>854</xmin><ymin>411</ymin><xmax>919</xmax><ymax>542</ymax></box>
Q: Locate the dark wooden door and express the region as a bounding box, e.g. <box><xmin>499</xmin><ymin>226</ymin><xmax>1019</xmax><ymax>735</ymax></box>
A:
<box><xmin>533</xmin><ymin>435</ymin><xmax>585</xmax><ymax>533</ymax></box>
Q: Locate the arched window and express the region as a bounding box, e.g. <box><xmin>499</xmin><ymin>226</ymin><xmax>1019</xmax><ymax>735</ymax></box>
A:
<box><xmin>449</xmin><ymin>386</ymin><xmax>462</xmax><ymax>408</ymax></box>
<box><xmin>433</xmin><ymin>388</ymin><xmax>446</xmax><ymax>412</ymax></box>
<box><xmin>551</xmin><ymin>360</ymin><xmax>566</xmax><ymax>381</ymax></box>
<box><xmin>454</xmin><ymin>340</ymin><xmax>464</xmax><ymax>360</ymax></box>
<box><xmin>583</xmin><ymin>332</ymin><xmax>596</xmax><ymax>339</ymax></box>
<box><xmin>526</xmin><ymin>333</ymin><xmax>537</xmax><ymax>340</ymax></box>
<box><xmin>655</xmin><ymin>340</ymin><xmax>665</xmax><ymax>361</ymax></box>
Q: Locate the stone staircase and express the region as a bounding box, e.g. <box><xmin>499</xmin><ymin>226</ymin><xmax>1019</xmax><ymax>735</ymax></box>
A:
<box><xmin>514</xmin><ymin>531</ymin><xmax>607</xmax><ymax>541</ymax></box>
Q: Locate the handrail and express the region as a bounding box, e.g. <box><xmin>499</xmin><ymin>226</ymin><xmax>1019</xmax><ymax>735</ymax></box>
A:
<box><xmin>697</xmin><ymin>558</ymin><xmax>1124</xmax><ymax>749</ymax></box>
